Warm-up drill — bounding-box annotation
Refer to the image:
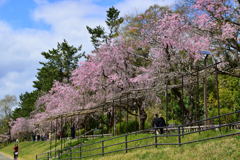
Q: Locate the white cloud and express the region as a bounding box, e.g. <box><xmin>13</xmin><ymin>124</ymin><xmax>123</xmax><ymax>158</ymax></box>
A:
<box><xmin>0</xmin><ymin>0</ymin><xmax>106</xmax><ymax>99</ymax></box>
<box><xmin>0</xmin><ymin>0</ymin><xmax>176</xmax><ymax>100</ymax></box>
<box><xmin>32</xmin><ymin>0</ymin><xmax>107</xmax><ymax>52</ymax></box>
<box><xmin>0</xmin><ymin>71</ymin><xmax>35</xmax><ymax>98</ymax></box>
<box><xmin>116</xmin><ymin>0</ymin><xmax>176</xmax><ymax>16</ymax></box>
<box><xmin>0</xmin><ymin>22</ymin><xmax>56</xmax><ymax>99</ymax></box>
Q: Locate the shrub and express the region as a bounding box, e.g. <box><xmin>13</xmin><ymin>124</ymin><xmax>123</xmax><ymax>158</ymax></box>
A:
<box><xmin>116</xmin><ymin>120</ymin><xmax>139</xmax><ymax>134</ymax></box>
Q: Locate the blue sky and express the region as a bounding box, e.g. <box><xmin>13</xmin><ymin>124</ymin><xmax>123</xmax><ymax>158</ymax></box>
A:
<box><xmin>0</xmin><ymin>0</ymin><xmax>176</xmax><ymax>101</ymax></box>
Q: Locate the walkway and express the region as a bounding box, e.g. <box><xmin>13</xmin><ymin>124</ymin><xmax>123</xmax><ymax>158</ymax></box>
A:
<box><xmin>0</xmin><ymin>153</ymin><xmax>12</xmax><ymax>160</ymax></box>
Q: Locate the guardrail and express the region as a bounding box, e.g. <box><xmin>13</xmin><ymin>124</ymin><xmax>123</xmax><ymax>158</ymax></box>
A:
<box><xmin>35</xmin><ymin>128</ymin><xmax>104</xmax><ymax>160</ymax></box>
<box><xmin>36</xmin><ymin>110</ymin><xmax>240</xmax><ymax>160</ymax></box>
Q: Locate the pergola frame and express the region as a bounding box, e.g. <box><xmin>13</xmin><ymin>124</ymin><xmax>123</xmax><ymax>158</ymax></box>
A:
<box><xmin>42</xmin><ymin>61</ymin><xmax>239</xmax><ymax>158</ymax></box>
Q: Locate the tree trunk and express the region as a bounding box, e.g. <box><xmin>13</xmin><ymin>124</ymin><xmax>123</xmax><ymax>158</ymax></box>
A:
<box><xmin>135</xmin><ymin>98</ymin><xmax>147</xmax><ymax>130</ymax></box>
<box><xmin>139</xmin><ymin>107</ymin><xmax>147</xmax><ymax>130</ymax></box>
<box><xmin>203</xmin><ymin>73</ymin><xmax>208</xmax><ymax>125</ymax></box>
<box><xmin>171</xmin><ymin>88</ymin><xmax>190</xmax><ymax>124</ymax></box>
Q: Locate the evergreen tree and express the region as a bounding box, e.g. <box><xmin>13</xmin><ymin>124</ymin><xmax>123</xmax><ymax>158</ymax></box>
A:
<box><xmin>86</xmin><ymin>26</ymin><xmax>106</xmax><ymax>49</ymax></box>
<box><xmin>86</xmin><ymin>6</ymin><xmax>123</xmax><ymax>49</ymax></box>
<box><xmin>12</xmin><ymin>91</ymin><xmax>39</xmax><ymax>119</ymax></box>
<box><xmin>33</xmin><ymin>39</ymin><xmax>85</xmax><ymax>92</ymax></box>
<box><xmin>13</xmin><ymin>40</ymin><xmax>85</xmax><ymax>120</ymax></box>
<box><xmin>106</xmin><ymin>6</ymin><xmax>124</xmax><ymax>39</ymax></box>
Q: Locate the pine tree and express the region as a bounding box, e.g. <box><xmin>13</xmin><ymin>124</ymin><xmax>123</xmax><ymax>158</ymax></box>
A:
<box><xmin>86</xmin><ymin>7</ymin><xmax>123</xmax><ymax>49</ymax></box>
<box><xmin>33</xmin><ymin>39</ymin><xmax>85</xmax><ymax>92</ymax></box>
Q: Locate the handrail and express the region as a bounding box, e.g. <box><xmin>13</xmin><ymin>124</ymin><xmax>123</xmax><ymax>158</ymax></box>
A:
<box><xmin>182</xmin><ymin>121</ymin><xmax>240</xmax><ymax>136</ymax></box>
<box><xmin>179</xmin><ymin>110</ymin><xmax>240</xmax><ymax>127</ymax></box>
<box><xmin>36</xmin><ymin>110</ymin><xmax>240</xmax><ymax>160</ymax></box>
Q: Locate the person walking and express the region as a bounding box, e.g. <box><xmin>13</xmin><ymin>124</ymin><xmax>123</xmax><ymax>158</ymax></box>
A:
<box><xmin>13</xmin><ymin>144</ymin><xmax>19</xmax><ymax>160</ymax></box>
<box><xmin>71</xmin><ymin>125</ymin><xmax>76</xmax><ymax>139</ymax></box>
<box><xmin>152</xmin><ymin>114</ymin><xmax>166</xmax><ymax>134</ymax></box>
<box><xmin>152</xmin><ymin>114</ymin><xmax>160</xmax><ymax>134</ymax></box>
<box><xmin>159</xmin><ymin>114</ymin><xmax>166</xmax><ymax>134</ymax></box>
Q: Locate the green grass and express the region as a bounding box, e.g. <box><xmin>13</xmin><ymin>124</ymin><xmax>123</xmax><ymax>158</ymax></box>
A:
<box><xmin>0</xmin><ymin>138</ymin><xmax>79</xmax><ymax>160</ymax></box>
<box><xmin>0</xmin><ymin>129</ymin><xmax>239</xmax><ymax>160</ymax></box>
<box><xmin>0</xmin><ymin>141</ymin><xmax>50</xmax><ymax>160</ymax></box>
<box><xmin>60</xmin><ymin>129</ymin><xmax>240</xmax><ymax>160</ymax></box>
<box><xmin>91</xmin><ymin>135</ymin><xmax>240</xmax><ymax>160</ymax></box>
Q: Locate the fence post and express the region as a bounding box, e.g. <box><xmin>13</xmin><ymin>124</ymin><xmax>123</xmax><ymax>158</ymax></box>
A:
<box><xmin>215</xmin><ymin>67</ymin><xmax>221</xmax><ymax>131</ymax></box>
<box><xmin>36</xmin><ymin>154</ymin><xmax>38</xmax><ymax>160</ymax></box>
<box><xmin>70</xmin><ymin>147</ymin><xmax>72</xmax><ymax>160</ymax></box>
<box><xmin>198</xmin><ymin>122</ymin><xmax>201</xmax><ymax>134</ymax></box>
<box><xmin>58</xmin><ymin>150</ymin><xmax>60</xmax><ymax>159</ymax></box>
<box><xmin>48</xmin><ymin>152</ymin><xmax>50</xmax><ymax>160</ymax></box>
<box><xmin>182</xmin><ymin>126</ymin><xmax>184</xmax><ymax>137</ymax></box>
<box><xmin>79</xmin><ymin>145</ymin><xmax>82</xmax><ymax>159</ymax></box>
<box><xmin>102</xmin><ymin>140</ymin><xmax>104</xmax><ymax>156</ymax></box>
<box><xmin>178</xmin><ymin>126</ymin><xmax>181</xmax><ymax>146</ymax></box>
<box><xmin>155</xmin><ymin>128</ymin><xmax>158</xmax><ymax>148</ymax></box>
<box><xmin>125</xmin><ymin>134</ymin><xmax>128</xmax><ymax>153</ymax></box>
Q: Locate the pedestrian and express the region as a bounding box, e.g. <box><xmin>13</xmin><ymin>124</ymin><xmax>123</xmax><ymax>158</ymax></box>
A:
<box><xmin>37</xmin><ymin>135</ymin><xmax>40</xmax><ymax>141</ymax></box>
<box><xmin>13</xmin><ymin>144</ymin><xmax>19</xmax><ymax>160</ymax></box>
<box><xmin>152</xmin><ymin>114</ymin><xmax>166</xmax><ymax>134</ymax></box>
<box><xmin>152</xmin><ymin>114</ymin><xmax>160</xmax><ymax>134</ymax></box>
<box><xmin>71</xmin><ymin>125</ymin><xmax>76</xmax><ymax>139</ymax></box>
<box><xmin>158</xmin><ymin>114</ymin><xmax>166</xmax><ymax>134</ymax></box>
<box><xmin>32</xmin><ymin>133</ymin><xmax>36</xmax><ymax>141</ymax></box>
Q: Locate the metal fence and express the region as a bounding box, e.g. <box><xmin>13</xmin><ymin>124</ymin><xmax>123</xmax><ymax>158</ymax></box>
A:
<box><xmin>36</xmin><ymin>110</ymin><xmax>240</xmax><ymax>160</ymax></box>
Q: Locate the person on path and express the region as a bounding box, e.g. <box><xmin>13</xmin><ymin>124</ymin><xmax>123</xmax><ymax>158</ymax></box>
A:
<box><xmin>152</xmin><ymin>114</ymin><xmax>160</xmax><ymax>134</ymax></box>
<box><xmin>152</xmin><ymin>114</ymin><xmax>166</xmax><ymax>134</ymax></box>
<box><xmin>13</xmin><ymin>144</ymin><xmax>18</xmax><ymax>160</ymax></box>
<box><xmin>71</xmin><ymin>125</ymin><xmax>76</xmax><ymax>139</ymax></box>
<box><xmin>158</xmin><ymin>114</ymin><xmax>166</xmax><ymax>134</ymax></box>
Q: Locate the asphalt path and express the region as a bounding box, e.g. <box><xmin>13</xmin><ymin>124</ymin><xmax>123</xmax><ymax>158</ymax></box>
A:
<box><xmin>0</xmin><ymin>153</ymin><xmax>12</xmax><ymax>160</ymax></box>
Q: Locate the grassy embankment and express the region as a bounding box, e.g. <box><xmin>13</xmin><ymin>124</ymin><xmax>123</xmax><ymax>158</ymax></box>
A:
<box><xmin>0</xmin><ymin>138</ymin><xmax>78</xmax><ymax>160</ymax></box>
<box><xmin>91</xmin><ymin>136</ymin><xmax>240</xmax><ymax>160</ymax></box>
<box><xmin>60</xmin><ymin>129</ymin><xmax>240</xmax><ymax>160</ymax></box>
<box><xmin>0</xmin><ymin>141</ymin><xmax>50</xmax><ymax>160</ymax></box>
<box><xmin>0</xmin><ymin>129</ymin><xmax>239</xmax><ymax>160</ymax></box>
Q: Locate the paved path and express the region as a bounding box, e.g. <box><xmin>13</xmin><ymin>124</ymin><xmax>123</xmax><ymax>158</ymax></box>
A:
<box><xmin>0</xmin><ymin>153</ymin><xmax>12</xmax><ymax>160</ymax></box>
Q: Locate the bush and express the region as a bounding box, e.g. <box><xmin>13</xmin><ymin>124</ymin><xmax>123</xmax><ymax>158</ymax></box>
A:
<box><xmin>144</xmin><ymin>121</ymin><xmax>152</xmax><ymax>129</ymax></box>
<box><xmin>76</xmin><ymin>129</ymin><xmax>85</xmax><ymax>136</ymax></box>
<box><xmin>167</xmin><ymin>119</ymin><xmax>181</xmax><ymax>125</ymax></box>
<box><xmin>209</xmin><ymin>108</ymin><xmax>237</xmax><ymax>124</ymax></box>
<box><xmin>116</xmin><ymin>120</ymin><xmax>139</xmax><ymax>134</ymax></box>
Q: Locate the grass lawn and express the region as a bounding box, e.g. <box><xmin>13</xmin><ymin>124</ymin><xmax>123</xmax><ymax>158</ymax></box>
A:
<box><xmin>90</xmin><ymin>135</ymin><xmax>240</xmax><ymax>160</ymax></box>
<box><xmin>0</xmin><ymin>137</ymin><xmax>85</xmax><ymax>160</ymax></box>
<box><xmin>0</xmin><ymin>141</ymin><xmax>50</xmax><ymax>160</ymax></box>
<box><xmin>60</xmin><ymin>129</ymin><xmax>240</xmax><ymax>160</ymax></box>
<box><xmin>0</xmin><ymin>129</ymin><xmax>239</xmax><ymax>160</ymax></box>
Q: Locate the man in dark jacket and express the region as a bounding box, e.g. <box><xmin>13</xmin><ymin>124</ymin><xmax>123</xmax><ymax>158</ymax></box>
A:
<box><xmin>71</xmin><ymin>125</ymin><xmax>76</xmax><ymax>139</ymax></box>
<box><xmin>152</xmin><ymin>114</ymin><xmax>166</xmax><ymax>134</ymax></box>
<box><xmin>152</xmin><ymin>114</ymin><xmax>159</xmax><ymax>128</ymax></box>
<box><xmin>158</xmin><ymin>114</ymin><xmax>166</xmax><ymax>134</ymax></box>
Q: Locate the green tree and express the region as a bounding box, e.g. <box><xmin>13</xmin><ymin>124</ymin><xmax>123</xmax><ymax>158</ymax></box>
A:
<box><xmin>86</xmin><ymin>6</ymin><xmax>124</xmax><ymax>49</ymax></box>
<box><xmin>12</xmin><ymin>91</ymin><xmax>39</xmax><ymax>119</ymax></box>
<box><xmin>33</xmin><ymin>39</ymin><xmax>85</xmax><ymax>92</ymax></box>
<box><xmin>13</xmin><ymin>40</ymin><xmax>85</xmax><ymax>120</ymax></box>
<box><xmin>208</xmin><ymin>75</ymin><xmax>240</xmax><ymax>116</ymax></box>
<box><xmin>106</xmin><ymin>6</ymin><xmax>124</xmax><ymax>39</ymax></box>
